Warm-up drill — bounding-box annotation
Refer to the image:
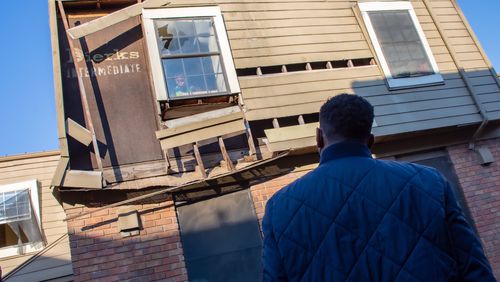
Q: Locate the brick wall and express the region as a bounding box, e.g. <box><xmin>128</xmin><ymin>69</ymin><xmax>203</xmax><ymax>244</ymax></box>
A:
<box><xmin>64</xmin><ymin>202</ymin><xmax>187</xmax><ymax>282</ymax></box>
<box><xmin>448</xmin><ymin>138</ymin><xmax>500</xmax><ymax>277</ymax></box>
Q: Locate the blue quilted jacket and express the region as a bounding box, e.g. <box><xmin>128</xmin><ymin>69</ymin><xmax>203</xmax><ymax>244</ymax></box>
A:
<box><xmin>262</xmin><ymin>141</ymin><xmax>495</xmax><ymax>281</ymax></box>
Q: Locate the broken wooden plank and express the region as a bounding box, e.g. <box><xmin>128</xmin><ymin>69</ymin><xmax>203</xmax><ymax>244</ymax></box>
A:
<box><xmin>159</xmin><ymin>119</ymin><xmax>246</xmax><ymax>149</ymax></box>
<box><xmin>61</xmin><ymin>170</ymin><xmax>103</xmax><ymax>189</ymax></box>
<box><xmin>264</xmin><ymin>122</ymin><xmax>318</xmax><ymax>152</ymax></box>
<box><xmin>64</xmin><ymin>152</ymin><xmax>290</xmax><ymax>221</ymax></box>
<box><xmin>218</xmin><ymin>137</ymin><xmax>235</xmax><ymax>171</ymax></box>
<box><xmin>192</xmin><ymin>143</ymin><xmax>207</xmax><ymax>178</ymax></box>
<box><xmin>66</xmin><ymin>118</ymin><xmax>92</xmax><ymax>146</ymax></box>
<box><xmin>245</xmin><ymin>120</ymin><xmax>258</xmax><ymax>157</ymax></box>
<box><xmin>66</xmin><ymin>0</ymin><xmax>170</xmax><ymax>39</ymax></box>
<box><xmin>50</xmin><ymin>157</ymin><xmax>70</xmax><ymax>187</ymax></box>
<box><xmin>165</xmin><ymin>106</ymin><xmax>241</xmax><ymax>128</ymax></box>
<box><xmin>156</xmin><ymin>112</ymin><xmax>244</xmax><ymax>139</ymax></box>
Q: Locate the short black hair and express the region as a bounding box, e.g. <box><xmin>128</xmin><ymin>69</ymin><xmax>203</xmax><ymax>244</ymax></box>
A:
<box><xmin>319</xmin><ymin>94</ymin><xmax>374</xmax><ymax>141</ymax></box>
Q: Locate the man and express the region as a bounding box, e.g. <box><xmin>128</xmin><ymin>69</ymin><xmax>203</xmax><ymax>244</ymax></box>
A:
<box><xmin>262</xmin><ymin>94</ymin><xmax>495</xmax><ymax>281</ymax></box>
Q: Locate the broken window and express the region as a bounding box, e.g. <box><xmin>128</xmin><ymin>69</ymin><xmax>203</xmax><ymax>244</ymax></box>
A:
<box><xmin>143</xmin><ymin>7</ymin><xmax>240</xmax><ymax>101</ymax></box>
<box><xmin>359</xmin><ymin>2</ymin><xmax>443</xmax><ymax>89</ymax></box>
<box><xmin>0</xmin><ymin>180</ymin><xmax>43</xmax><ymax>258</ymax></box>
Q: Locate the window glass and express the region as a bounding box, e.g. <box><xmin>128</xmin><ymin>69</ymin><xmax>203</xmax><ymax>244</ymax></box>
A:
<box><xmin>368</xmin><ymin>11</ymin><xmax>433</xmax><ymax>78</ymax></box>
<box><xmin>0</xmin><ymin>190</ymin><xmax>31</xmax><ymax>224</ymax></box>
<box><xmin>155</xmin><ymin>18</ymin><xmax>228</xmax><ymax>99</ymax></box>
<box><xmin>0</xmin><ymin>181</ymin><xmax>43</xmax><ymax>255</ymax></box>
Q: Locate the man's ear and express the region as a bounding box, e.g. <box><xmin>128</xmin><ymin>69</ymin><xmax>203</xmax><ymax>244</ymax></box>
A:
<box><xmin>316</xmin><ymin>127</ymin><xmax>324</xmax><ymax>153</ymax></box>
<box><xmin>367</xmin><ymin>133</ymin><xmax>375</xmax><ymax>149</ymax></box>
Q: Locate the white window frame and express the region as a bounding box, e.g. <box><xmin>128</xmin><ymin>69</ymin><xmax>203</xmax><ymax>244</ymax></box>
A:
<box><xmin>142</xmin><ymin>6</ymin><xmax>240</xmax><ymax>101</ymax></box>
<box><xmin>359</xmin><ymin>1</ymin><xmax>443</xmax><ymax>90</ymax></box>
<box><xmin>0</xmin><ymin>180</ymin><xmax>43</xmax><ymax>258</ymax></box>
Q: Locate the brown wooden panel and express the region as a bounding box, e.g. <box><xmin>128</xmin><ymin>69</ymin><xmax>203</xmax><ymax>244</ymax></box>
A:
<box><xmin>159</xmin><ymin>119</ymin><xmax>246</xmax><ymax>149</ymax></box>
<box><xmin>156</xmin><ymin>112</ymin><xmax>244</xmax><ymax>139</ymax></box>
<box><xmin>59</xmin><ymin>15</ymin><xmax>163</xmax><ymax>171</ymax></box>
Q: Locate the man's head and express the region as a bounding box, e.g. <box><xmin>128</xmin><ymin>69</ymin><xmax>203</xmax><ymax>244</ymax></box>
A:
<box><xmin>317</xmin><ymin>93</ymin><xmax>374</xmax><ymax>152</ymax></box>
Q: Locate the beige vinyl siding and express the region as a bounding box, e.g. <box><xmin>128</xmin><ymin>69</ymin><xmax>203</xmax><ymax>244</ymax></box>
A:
<box><xmin>241</xmin><ymin>66</ymin><xmax>381</xmax><ymax>120</ymax></box>
<box><xmin>0</xmin><ymin>152</ymin><xmax>72</xmax><ymax>281</ymax></box>
<box><xmin>234</xmin><ymin>0</ymin><xmax>500</xmax><ymax>138</ymax></box>
<box><xmin>428</xmin><ymin>0</ymin><xmax>500</xmax><ymax>120</ymax></box>
<box><xmin>169</xmin><ymin>0</ymin><xmax>372</xmax><ymax>68</ymax></box>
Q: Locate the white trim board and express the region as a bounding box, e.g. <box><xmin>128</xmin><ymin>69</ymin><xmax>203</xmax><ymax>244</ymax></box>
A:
<box><xmin>143</xmin><ymin>6</ymin><xmax>240</xmax><ymax>101</ymax></box>
<box><xmin>359</xmin><ymin>1</ymin><xmax>443</xmax><ymax>90</ymax></box>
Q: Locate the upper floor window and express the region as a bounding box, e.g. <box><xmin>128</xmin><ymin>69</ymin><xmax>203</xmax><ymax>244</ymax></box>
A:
<box><xmin>359</xmin><ymin>2</ymin><xmax>443</xmax><ymax>89</ymax></box>
<box><xmin>0</xmin><ymin>180</ymin><xmax>43</xmax><ymax>257</ymax></box>
<box><xmin>143</xmin><ymin>7</ymin><xmax>240</xmax><ymax>101</ymax></box>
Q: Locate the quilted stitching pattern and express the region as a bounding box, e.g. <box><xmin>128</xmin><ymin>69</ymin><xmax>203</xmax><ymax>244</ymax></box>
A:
<box><xmin>263</xmin><ymin>145</ymin><xmax>495</xmax><ymax>282</ymax></box>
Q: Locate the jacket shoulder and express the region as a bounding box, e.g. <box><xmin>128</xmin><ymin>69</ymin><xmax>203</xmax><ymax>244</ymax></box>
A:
<box><xmin>377</xmin><ymin>159</ymin><xmax>450</xmax><ymax>210</ymax></box>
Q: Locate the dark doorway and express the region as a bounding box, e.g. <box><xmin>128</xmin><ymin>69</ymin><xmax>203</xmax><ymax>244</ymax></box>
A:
<box><xmin>177</xmin><ymin>189</ymin><xmax>263</xmax><ymax>281</ymax></box>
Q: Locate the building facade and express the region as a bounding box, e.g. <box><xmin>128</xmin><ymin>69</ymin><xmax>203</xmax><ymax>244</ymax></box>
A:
<box><xmin>0</xmin><ymin>151</ymin><xmax>73</xmax><ymax>281</ymax></box>
<box><xmin>48</xmin><ymin>0</ymin><xmax>500</xmax><ymax>280</ymax></box>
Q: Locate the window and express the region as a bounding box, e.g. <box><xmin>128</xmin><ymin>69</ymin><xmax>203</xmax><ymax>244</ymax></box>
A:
<box><xmin>359</xmin><ymin>2</ymin><xmax>443</xmax><ymax>89</ymax></box>
<box><xmin>143</xmin><ymin>7</ymin><xmax>240</xmax><ymax>101</ymax></box>
<box><xmin>0</xmin><ymin>180</ymin><xmax>43</xmax><ymax>257</ymax></box>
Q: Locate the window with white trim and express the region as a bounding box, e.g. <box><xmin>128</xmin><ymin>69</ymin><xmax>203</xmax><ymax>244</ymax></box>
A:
<box><xmin>143</xmin><ymin>7</ymin><xmax>240</xmax><ymax>101</ymax></box>
<box><xmin>0</xmin><ymin>180</ymin><xmax>43</xmax><ymax>257</ymax></box>
<box><xmin>359</xmin><ymin>2</ymin><xmax>443</xmax><ymax>89</ymax></box>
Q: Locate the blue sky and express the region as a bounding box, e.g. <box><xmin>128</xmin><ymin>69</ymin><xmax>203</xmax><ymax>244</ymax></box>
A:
<box><xmin>0</xmin><ymin>0</ymin><xmax>499</xmax><ymax>156</ymax></box>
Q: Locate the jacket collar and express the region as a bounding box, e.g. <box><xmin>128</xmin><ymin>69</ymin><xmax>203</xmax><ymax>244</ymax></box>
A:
<box><xmin>319</xmin><ymin>141</ymin><xmax>373</xmax><ymax>165</ymax></box>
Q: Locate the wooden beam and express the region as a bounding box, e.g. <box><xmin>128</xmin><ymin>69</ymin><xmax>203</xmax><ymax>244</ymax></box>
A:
<box><xmin>66</xmin><ymin>0</ymin><xmax>170</xmax><ymax>39</ymax></box>
<box><xmin>192</xmin><ymin>143</ymin><xmax>207</xmax><ymax>178</ymax></box>
<box><xmin>50</xmin><ymin>157</ymin><xmax>70</xmax><ymax>187</ymax></box>
<box><xmin>57</xmin><ymin>0</ymin><xmax>104</xmax><ymax>171</ymax></box>
<box><xmin>49</xmin><ymin>0</ymin><xmax>69</xmax><ymax>157</ymax></box>
<box><xmin>61</xmin><ymin>170</ymin><xmax>103</xmax><ymax>189</ymax></box>
<box><xmin>156</xmin><ymin>112</ymin><xmax>244</xmax><ymax>139</ymax></box>
<box><xmin>272</xmin><ymin>118</ymin><xmax>280</xmax><ymax>129</ymax></box>
<box><xmin>256</xmin><ymin>67</ymin><xmax>263</xmax><ymax>76</ymax></box>
<box><xmin>298</xmin><ymin>115</ymin><xmax>305</xmax><ymax>125</ymax></box>
<box><xmin>245</xmin><ymin>120</ymin><xmax>257</xmax><ymax>157</ymax></box>
<box><xmin>264</xmin><ymin>122</ymin><xmax>318</xmax><ymax>152</ymax></box>
<box><xmin>159</xmin><ymin>119</ymin><xmax>246</xmax><ymax>149</ymax></box>
<box><xmin>66</xmin><ymin>118</ymin><xmax>92</xmax><ymax>146</ymax></box>
<box><xmin>218</xmin><ymin>137</ymin><xmax>235</xmax><ymax>171</ymax></box>
<box><xmin>164</xmin><ymin>106</ymin><xmax>241</xmax><ymax>128</ymax></box>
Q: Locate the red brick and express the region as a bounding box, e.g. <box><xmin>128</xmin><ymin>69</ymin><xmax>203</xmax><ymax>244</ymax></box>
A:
<box><xmin>66</xmin><ymin>202</ymin><xmax>187</xmax><ymax>281</ymax></box>
<box><xmin>448</xmin><ymin>138</ymin><xmax>500</xmax><ymax>275</ymax></box>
